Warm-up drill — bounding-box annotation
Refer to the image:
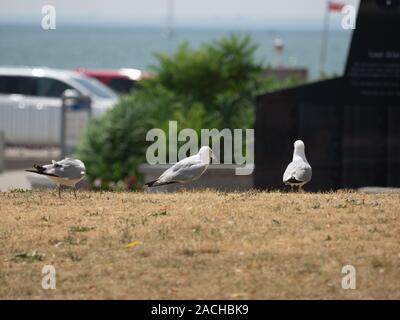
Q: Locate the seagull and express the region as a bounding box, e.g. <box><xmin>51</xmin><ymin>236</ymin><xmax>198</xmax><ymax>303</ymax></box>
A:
<box><xmin>145</xmin><ymin>146</ymin><xmax>217</xmax><ymax>187</ymax></box>
<box><xmin>26</xmin><ymin>158</ymin><xmax>86</xmax><ymax>198</ymax></box>
<box><xmin>283</xmin><ymin>140</ymin><xmax>312</xmax><ymax>191</ymax></box>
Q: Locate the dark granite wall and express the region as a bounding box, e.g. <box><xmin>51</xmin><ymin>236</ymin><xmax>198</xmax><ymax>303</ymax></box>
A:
<box><xmin>255</xmin><ymin>0</ymin><xmax>400</xmax><ymax>190</ymax></box>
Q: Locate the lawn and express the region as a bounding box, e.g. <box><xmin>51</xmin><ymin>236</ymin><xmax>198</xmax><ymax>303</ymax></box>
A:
<box><xmin>1</xmin><ymin>190</ymin><xmax>399</xmax><ymax>299</ymax></box>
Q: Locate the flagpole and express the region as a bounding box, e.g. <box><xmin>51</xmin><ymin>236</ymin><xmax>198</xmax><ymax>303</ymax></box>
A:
<box><xmin>164</xmin><ymin>0</ymin><xmax>174</xmax><ymax>39</ymax></box>
<box><xmin>319</xmin><ymin>0</ymin><xmax>331</xmax><ymax>77</ymax></box>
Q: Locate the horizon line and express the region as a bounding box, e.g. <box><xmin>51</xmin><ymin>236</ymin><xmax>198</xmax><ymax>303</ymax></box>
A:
<box><xmin>0</xmin><ymin>23</ymin><xmax>350</xmax><ymax>32</ymax></box>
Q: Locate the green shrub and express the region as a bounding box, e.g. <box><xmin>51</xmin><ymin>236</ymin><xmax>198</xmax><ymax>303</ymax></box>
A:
<box><xmin>77</xmin><ymin>87</ymin><xmax>181</xmax><ymax>187</ymax></box>
<box><xmin>150</xmin><ymin>35</ymin><xmax>268</xmax><ymax>129</ymax></box>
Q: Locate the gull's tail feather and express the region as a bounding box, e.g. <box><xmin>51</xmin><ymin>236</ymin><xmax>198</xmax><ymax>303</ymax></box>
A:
<box><xmin>144</xmin><ymin>179</ymin><xmax>157</xmax><ymax>187</ymax></box>
<box><xmin>33</xmin><ymin>164</ymin><xmax>45</xmax><ymax>172</ymax></box>
<box><xmin>284</xmin><ymin>177</ymin><xmax>302</xmax><ymax>185</ymax></box>
<box><xmin>144</xmin><ymin>180</ymin><xmax>177</xmax><ymax>187</ymax></box>
<box><xmin>25</xmin><ymin>168</ymin><xmax>58</xmax><ymax>177</ymax></box>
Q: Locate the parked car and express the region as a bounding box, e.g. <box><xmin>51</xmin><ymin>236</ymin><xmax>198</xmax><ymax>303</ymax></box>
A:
<box><xmin>76</xmin><ymin>68</ymin><xmax>151</xmax><ymax>95</ymax></box>
<box><xmin>0</xmin><ymin>67</ymin><xmax>118</xmax><ymax>146</ymax></box>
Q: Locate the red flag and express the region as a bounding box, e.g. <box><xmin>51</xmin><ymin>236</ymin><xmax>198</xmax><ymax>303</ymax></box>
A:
<box><xmin>328</xmin><ymin>1</ymin><xmax>345</xmax><ymax>11</ymax></box>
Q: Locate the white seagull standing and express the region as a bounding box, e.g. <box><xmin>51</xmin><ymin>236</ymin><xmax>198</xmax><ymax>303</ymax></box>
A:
<box><xmin>283</xmin><ymin>140</ymin><xmax>312</xmax><ymax>191</ymax></box>
<box><xmin>145</xmin><ymin>146</ymin><xmax>217</xmax><ymax>187</ymax></box>
<box><xmin>26</xmin><ymin>158</ymin><xmax>86</xmax><ymax>198</ymax></box>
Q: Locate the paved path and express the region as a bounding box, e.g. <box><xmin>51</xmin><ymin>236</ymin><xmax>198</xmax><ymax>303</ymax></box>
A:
<box><xmin>0</xmin><ymin>170</ymin><xmax>31</xmax><ymax>191</ymax></box>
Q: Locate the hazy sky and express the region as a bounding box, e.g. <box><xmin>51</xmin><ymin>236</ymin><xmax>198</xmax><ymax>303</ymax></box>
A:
<box><xmin>0</xmin><ymin>0</ymin><xmax>360</xmax><ymax>29</ymax></box>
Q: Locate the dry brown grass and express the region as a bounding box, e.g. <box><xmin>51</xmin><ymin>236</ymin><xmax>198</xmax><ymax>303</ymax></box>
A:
<box><xmin>1</xmin><ymin>189</ymin><xmax>400</xmax><ymax>299</ymax></box>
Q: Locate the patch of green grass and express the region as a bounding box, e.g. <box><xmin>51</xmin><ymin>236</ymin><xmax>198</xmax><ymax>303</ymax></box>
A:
<box><xmin>346</xmin><ymin>199</ymin><xmax>365</xmax><ymax>206</ymax></box>
<box><xmin>67</xmin><ymin>252</ymin><xmax>82</xmax><ymax>262</ymax></box>
<box><xmin>311</xmin><ymin>203</ymin><xmax>321</xmax><ymax>209</ymax></box>
<box><xmin>70</xmin><ymin>226</ymin><xmax>95</xmax><ymax>233</ymax></box>
<box><xmin>9</xmin><ymin>189</ymin><xmax>33</xmax><ymax>194</ymax></box>
<box><xmin>150</xmin><ymin>210</ymin><xmax>168</xmax><ymax>217</ymax></box>
<box><xmin>298</xmin><ymin>261</ymin><xmax>321</xmax><ymax>275</ymax></box>
<box><xmin>85</xmin><ymin>211</ymin><xmax>100</xmax><ymax>217</ymax></box>
<box><xmin>63</xmin><ymin>235</ymin><xmax>87</xmax><ymax>246</ymax></box>
<box><xmin>11</xmin><ymin>250</ymin><xmax>45</xmax><ymax>262</ymax></box>
<box><xmin>181</xmin><ymin>248</ymin><xmax>220</xmax><ymax>257</ymax></box>
<box><xmin>272</xmin><ymin>219</ymin><xmax>281</xmax><ymax>225</ymax></box>
<box><xmin>371</xmin><ymin>258</ymin><xmax>384</xmax><ymax>269</ymax></box>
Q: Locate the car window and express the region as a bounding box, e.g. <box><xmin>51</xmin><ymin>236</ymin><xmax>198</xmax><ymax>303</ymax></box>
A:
<box><xmin>108</xmin><ymin>79</ymin><xmax>137</xmax><ymax>95</ymax></box>
<box><xmin>0</xmin><ymin>75</ymin><xmax>37</xmax><ymax>95</ymax></box>
<box><xmin>37</xmin><ymin>77</ymin><xmax>73</xmax><ymax>98</ymax></box>
<box><xmin>72</xmin><ymin>77</ymin><xmax>117</xmax><ymax>99</ymax></box>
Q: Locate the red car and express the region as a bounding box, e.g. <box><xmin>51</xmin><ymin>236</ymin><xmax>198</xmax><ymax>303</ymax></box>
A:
<box><xmin>76</xmin><ymin>68</ymin><xmax>151</xmax><ymax>95</ymax></box>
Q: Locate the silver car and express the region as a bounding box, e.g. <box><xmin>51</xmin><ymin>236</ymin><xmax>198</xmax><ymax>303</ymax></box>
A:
<box><xmin>0</xmin><ymin>67</ymin><xmax>118</xmax><ymax>146</ymax></box>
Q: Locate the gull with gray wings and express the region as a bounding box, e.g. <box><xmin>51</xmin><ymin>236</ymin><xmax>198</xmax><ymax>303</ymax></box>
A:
<box><xmin>145</xmin><ymin>146</ymin><xmax>217</xmax><ymax>187</ymax></box>
<box><xmin>283</xmin><ymin>140</ymin><xmax>312</xmax><ymax>191</ymax></box>
<box><xmin>26</xmin><ymin>158</ymin><xmax>86</xmax><ymax>198</ymax></box>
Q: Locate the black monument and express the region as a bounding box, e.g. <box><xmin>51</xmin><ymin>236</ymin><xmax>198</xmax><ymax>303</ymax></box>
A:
<box><xmin>255</xmin><ymin>0</ymin><xmax>400</xmax><ymax>191</ymax></box>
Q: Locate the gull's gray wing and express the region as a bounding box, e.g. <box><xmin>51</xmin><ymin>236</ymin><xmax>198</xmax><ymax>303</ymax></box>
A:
<box><xmin>46</xmin><ymin>158</ymin><xmax>86</xmax><ymax>180</ymax></box>
<box><xmin>283</xmin><ymin>160</ymin><xmax>312</xmax><ymax>184</ymax></box>
<box><xmin>157</xmin><ymin>157</ymin><xmax>207</xmax><ymax>184</ymax></box>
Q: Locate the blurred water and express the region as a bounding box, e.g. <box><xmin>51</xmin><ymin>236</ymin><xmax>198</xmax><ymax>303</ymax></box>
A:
<box><xmin>0</xmin><ymin>26</ymin><xmax>353</xmax><ymax>79</ymax></box>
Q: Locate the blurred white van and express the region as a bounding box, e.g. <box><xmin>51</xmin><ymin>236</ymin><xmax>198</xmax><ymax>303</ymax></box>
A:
<box><xmin>0</xmin><ymin>67</ymin><xmax>118</xmax><ymax>146</ymax></box>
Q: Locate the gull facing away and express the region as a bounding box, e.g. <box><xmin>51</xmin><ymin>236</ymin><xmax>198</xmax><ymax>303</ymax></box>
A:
<box><xmin>145</xmin><ymin>146</ymin><xmax>217</xmax><ymax>187</ymax></box>
<box><xmin>283</xmin><ymin>140</ymin><xmax>312</xmax><ymax>191</ymax></box>
<box><xmin>26</xmin><ymin>158</ymin><xmax>86</xmax><ymax>198</ymax></box>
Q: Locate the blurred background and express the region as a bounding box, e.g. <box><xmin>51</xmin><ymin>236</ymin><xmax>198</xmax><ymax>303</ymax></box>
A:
<box><xmin>0</xmin><ymin>0</ymin><xmax>360</xmax><ymax>191</ymax></box>
<box><xmin>1</xmin><ymin>0</ymin><xmax>359</xmax><ymax>78</ymax></box>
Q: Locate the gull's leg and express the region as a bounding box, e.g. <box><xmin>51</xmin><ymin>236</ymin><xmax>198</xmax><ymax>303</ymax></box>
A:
<box><xmin>58</xmin><ymin>185</ymin><xmax>61</xmax><ymax>198</ymax></box>
<box><xmin>73</xmin><ymin>186</ymin><xmax>77</xmax><ymax>199</ymax></box>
